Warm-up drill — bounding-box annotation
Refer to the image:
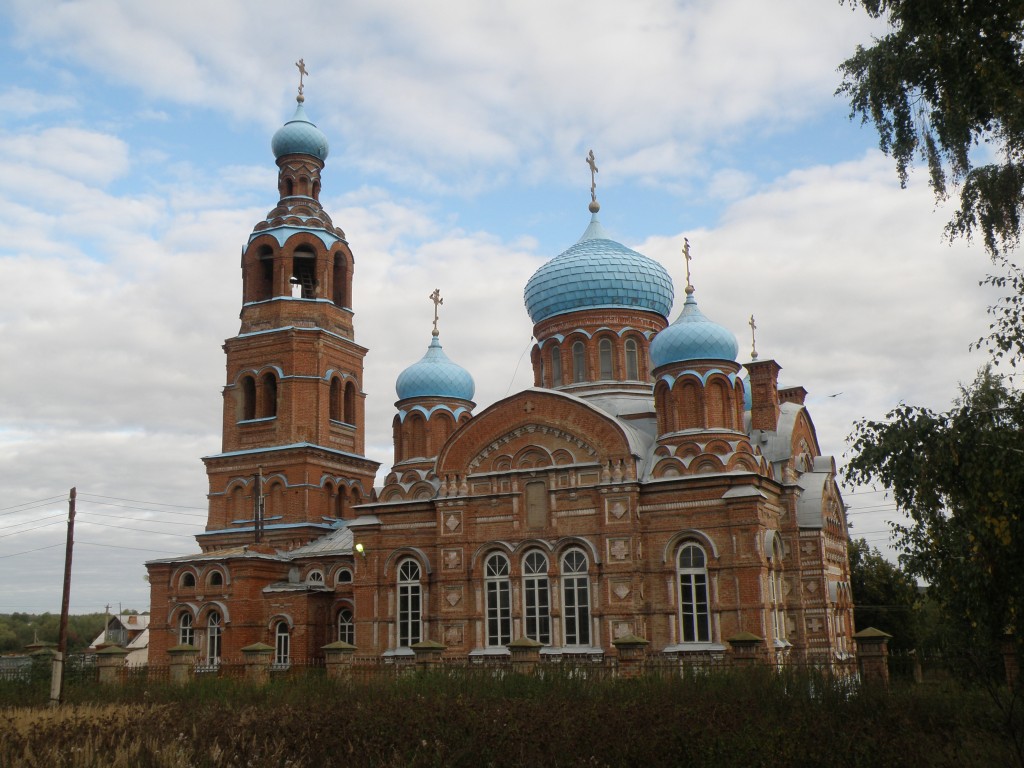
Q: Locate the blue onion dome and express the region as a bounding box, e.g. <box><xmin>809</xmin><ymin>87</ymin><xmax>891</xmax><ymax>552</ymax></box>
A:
<box><xmin>649</xmin><ymin>287</ymin><xmax>739</xmax><ymax>367</ymax></box>
<box><xmin>524</xmin><ymin>212</ymin><xmax>675</xmax><ymax>324</ymax></box>
<box><xmin>396</xmin><ymin>333</ymin><xmax>475</xmax><ymax>401</ymax></box>
<box><xmin>272</xmin><ymin>100</ymin><xmax>329</xmax><ymax>161</ymax></box>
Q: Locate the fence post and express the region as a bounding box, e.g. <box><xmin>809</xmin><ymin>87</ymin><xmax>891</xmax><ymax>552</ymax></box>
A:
<box><xmin>612</xmin><ymin>634</ymin><xmax>650</xmax><ymax>678</ymax></box>
<box><xmin>507</xmin><ymin>636</ymin><xmax>543</xmax><ymax>676</ymax></box>
<box><xmin>167</xmin><ymin>644</ymin><xmax>199</xmax><ymax>685</ymax></box>
<box><xmin>323</xmin><ymin>641</ymin><xmax>356</xmax><ymax>681</ymax></box>
<box><xmin>96</xmin><ymin>645</ymin><xmax>130</xmax><ymax>685</ymax></box>
<box><xmin>240</xmin><ymin>643</ymin><xmax>274</xmax><ymax>685</ymax></box>
<box><xmin>853</xmin><ymin>627</ymin><xmax>892</xmax><ymax>688</ymax></box>
<box><xmin>410</xmin><ymin>640</ymin><xmax>446</xmax><ymax>671</ymax></box>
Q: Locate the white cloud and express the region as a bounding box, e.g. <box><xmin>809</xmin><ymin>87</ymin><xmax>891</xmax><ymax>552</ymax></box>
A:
<box><xmin>0</xmin><ymin>127</ymin><xmax>130</xmax><ymax>186</ymax></box>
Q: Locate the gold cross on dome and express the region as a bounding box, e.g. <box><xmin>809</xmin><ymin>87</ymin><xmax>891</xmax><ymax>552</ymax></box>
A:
<box><xmin>586</xmin><ymin>149</ymin><xmax>599</xmax><ymax>202</ymax></box>
<box><xmin>429</xmin><ymin>288</ymin><xmax>443</xmax><ymax>336</ymax></box>
<box><xmin>295</xmin><ymin>58</ymin><xmax>308</xmax><ymax>99</ymax></box>
<box><xmin>749</xmin><ymin>314</ymin><xmax>758</xmax><ymax>360</ymax></box>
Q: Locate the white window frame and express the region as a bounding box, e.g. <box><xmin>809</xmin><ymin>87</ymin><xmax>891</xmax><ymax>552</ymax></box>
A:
<box><xmin>522</xmin><ymin>550</ymin><xmax>551</xmax><ymax>644</ymax></box>
<box><xmin>337</xmin><ymin>606</ymin><xmax>354</xmax><ymax>645</ymax></box>
<box><xmin>397</xmin><ymin>558</ymin><xmax>422</xmax><ymax>648</ymax></box>
<box><xmin>677</xmin><ymin>543</ymin><xmax>712</xmax><ymax>644</ymax></box>
<box><xmin>178</xmin><ymin>612</ymin><xmax>194</xmax><ymax>646</ymax></box>
<box><xmin>561</xmin><ymin>549</ymin><xmax>591</xmax><ymax>646</ymax></box>
<box><xmin>485</xmin><ymin>553</ymin><xmax>512</xmax><ymax>647</ymax></box>
<box><xmin>207</xmin><ymin>611</ymin><xmax>222</xmax><ymax>665</ymax></box>
<box><xmin>274</xmin><ymin>621</ymin><xmax>290</xmax><ymax>667</ymax></box>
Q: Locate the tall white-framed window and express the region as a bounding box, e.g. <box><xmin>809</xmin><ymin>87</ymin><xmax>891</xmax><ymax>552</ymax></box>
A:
<box><xmin>178</xmin><ymin>612</ymin><xmax>194</xmax><ymax>646</ymax></box>
<box><xmin>624</xmin><ymin>338</ymin><xmax>639</xmax><ymax>380</ymax></box>
<box><xmin>550</xmin><ymin>344</ymin><xmax>562</xmax><ymax>386</ymax></box>
<box><xmin>599</xmin><ymin>338</ymin><xmax>613</xmax><ymax>379</ymax></box>
<box><xmin>572</xmin><ymin>341</ymin><xmax>586</xmax><ymax>383</ymax></box>
<box><xmin>206</xmin><ymin>611</ymin><xmax>222</xmax><ymax>665</ymax></box>
<box><xmin>561</xmin><ymin>548</ymin><xmax>591</xmax><ymax>646</ymax></box>
<box><xmin>397</xmin><ymin>558</ymin><xmax>422</xmax><ymax>647</ymax></box>
<box><xmin>677</xmin><ymin>543</ymin><xmax>711</xmax><ymax>643</ymax></box>
<box><xmin>485</xmin><ymin>552</ymin><xmax>512</xmax><ymax>647</ymax></box>
<box><xmin>522</xmin><ymin>550</ymin><xmax>551</xmax><ymax>644</ymax></box>
<box><xmin>337</xmin><ymin>606</ymin><xmax>354</xmax><ymax>645</ymax></box>
<box><xmin>274</xmin><ymin>621</ymin><xmax>290</xmax><ymax>667</ymax></box>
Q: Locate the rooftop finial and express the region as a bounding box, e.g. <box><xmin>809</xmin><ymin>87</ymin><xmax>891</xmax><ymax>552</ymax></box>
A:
<box><xmin>295</xmin><ymin>58</ymin><xmax>308</xmax><ymax>103</ymax></box>
<box><xmin>586</xmin><ymin>149</ymin><xmax>600</xmax><ymax>213</ymax></box>
<box><xmin>429</xmin><ymin>288</ymin><xmax>444</xmax><ymax>337</ymax></box>
<box><xmin>683</xmin><ymin>237</ymin><xmax>694</xmax><ymax>295</ymax></box>
<box><xmin>749</xmin><ymin>314</ymin><xmax>758</xmax><ymax>360</ymax></box>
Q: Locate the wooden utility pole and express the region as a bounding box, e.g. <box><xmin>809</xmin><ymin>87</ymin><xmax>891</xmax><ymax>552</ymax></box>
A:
<box><xmin>50</xmin><ymin>487</ymin><xmax>76</xmax><ymax>706</ymax></box>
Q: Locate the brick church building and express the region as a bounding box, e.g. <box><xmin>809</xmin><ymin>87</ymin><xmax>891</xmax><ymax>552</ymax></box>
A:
<box><xmin>146</xmin><ymin>89</ymin><xmax>855</xmax><ymax>667</ymax></box>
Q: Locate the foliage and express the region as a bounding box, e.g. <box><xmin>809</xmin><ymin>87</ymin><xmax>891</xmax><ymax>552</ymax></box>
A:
<box><xmin>848</xmin><ymin>538</ymin><xmax>920</xmax><ymax>650</ymax></box>
<box><xmin>0</xmin><ymin>613</ymin><xmax>108</xmax><ymax>654</ymax></box>
<box><xmin>838</xmin><ymin>0</ymin><xmax>1024</xmax><ymax>258</ymax></box>
<box><xmin>0</xmin><ymin>669</ymin><xmax>1019</xmax><ymax>767</ymax></box>
<box><xmin>845</xmin><ymin>367</ymin><xmax>1024</xmax><ymax>661</ymax></box>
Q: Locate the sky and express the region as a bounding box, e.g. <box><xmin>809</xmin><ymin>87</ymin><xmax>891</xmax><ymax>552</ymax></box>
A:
<box><xmin>0</xmin><ymin>0</ymin><xmax>1005</xmax><ymax>615</ymax></box>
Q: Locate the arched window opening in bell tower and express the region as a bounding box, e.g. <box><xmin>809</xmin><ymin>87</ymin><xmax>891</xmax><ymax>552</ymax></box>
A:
<box><xmin>329</xmin><ymin>377</ymin><xmax>342</xmax><ymax>421</ymax></box>
<box><xmin>260</xmin><ymin>372</ymin><xmax>278</xmax><ymax>418</ymax></box>
<box><xmin>332</xmin><ymin>253</ymin><xmax>349</xmax><ymax>308</ymax></box>
<box><xmin>251</xmin><ymin>248</ymin><xmax>273</xmax><ymax>302</ymax></box>
<box><xmin>344</xmin><ymin>381</ymin><xmax>356</xmax><ymax>424</ymax></box>
<box><xmin>240</xmin><ymin>375</ymin><xmax>257</xmax><ymax>421</ymax></box>
<box><xmin>291</xmin><ymin>248</ymin><xmax>317</xmax><ymax>299</ymax></box>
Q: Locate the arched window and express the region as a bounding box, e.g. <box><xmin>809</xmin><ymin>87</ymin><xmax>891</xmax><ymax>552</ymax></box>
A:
<box><xmin>240</xmin><ymin>375</ymin><xmax>256</xmax><ymax>421</ymax></box>
<box><xmin>397</xmin><ymin>559</ymin><xmax>422</xmax><ymax>648</ymax></box>
<box><xmin>407</xmin><ymin>413</ymin><xmax>427</xmax><ymax>459</ymax></box>
<box><xmin>291</xmin><ymin>250</ymin><xmax>317</xmax><ymax>298</ymax></box>
<box><xmin>599</xmin><ymin>338</ymin><xmax>613</xmax><ymax>379</ymax></box>
<box><xmin>624</xmin><ymin>338</ymin><xmax>639</xmax><ymax>380</ymax></box>
<box><xmin>260</xmin><ymin>372</ymin><xmax>278</xmax><ymax>418</ymax></box>
<box><xmin>485</xmin><ymin>553</ymin><xmax>512</xmax><ymax>647</ymax></box>
<box><xmin>332</xmin><ymin>253</ymin><xmax>348</xmax><ymax>307</ymax></box>
<box><xmin>344</xmin><ymin>381</ymin><xmax>356</xmax><ymax>423</ymax></box>
<box><xmin>180</xmin><ymin>572</ymin><xmax>196</xmax><ymax>589</ymax></box>
<box><xmin>550</xmin><ymin>344</ymin><xmax>562</xmax><ymax>386</ymax></box>
<box><xmin>677</xmin><ymin>543</ymin><xmax>711</xmax><ymax>643</ymax></box>
<box><xmin>178</xmin><ymin>612</ymin><xmax>194</xmax><ymax>646</ymax></box>
<box><xmin>265</xmin><ymin>481</ymin><xmax>285</xmax><ymax>517</ymax></box>
<box><xmin>208</xmin><ymin>570</ymin><xmax>223</xmax><ymax>588</ymax></box>
<box><xmin>207</xmin><ymin>612</ymin><xmax>222</xmax><ymax>665</ymax></box>
<box><xmin>274</xmin><ymin>621</ymin><xmax>290</xmax><ymax>667</ymax></box>
<box><xmin>307</xmin><ymin>569</ymin><xmax>325</xmax><ymax>585</ymax></box>
<box><xmin>336</xmin><ymin>568</ymin><xmax>353</xmax><ymax>585</ymax></box>
<box><xmin>522</xmin><ymin>551</ymin><xmax>551</xmax><ymax>644</ymax></box>
<box><xmin>561</xmin><ymin>549</ymin><xmax>591</xmax><ymax>646</ymax></box>
<box><xmin>337</xmin><ymin>607</ymin><xmax>355</xmax><ymax>645</ymax></box>
<box><xmin>329</xmin><ymin>377</ymin><xmax>342</xmax><ymax>421</ymax></box>
<box><xmin>572</xmin><ymin>341</ymin><xmax>586</xmax><ymax>383</ymax></box>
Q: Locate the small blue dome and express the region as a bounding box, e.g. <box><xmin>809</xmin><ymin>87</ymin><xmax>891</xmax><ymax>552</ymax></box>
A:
<box><xmin>524</xmin><ymin>213</ymin><xmax>674</xmax><ymax>324</ymax></box>
<box><xmin>272</xmin><ymin>101</ymin><xmax>329</xmax><ymax>161</ymax></box>
<box><xmin>650</xmin><ymin>290</ymin><xmax>738</xmax><ymax>367</ymax></box>
<box><xmin>396</xmin><ymin>335</ymin><xmax>475</xmax><ymax>401</ymax></box>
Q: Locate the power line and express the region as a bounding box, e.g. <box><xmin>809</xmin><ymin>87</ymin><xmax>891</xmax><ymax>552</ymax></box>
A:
<box><xmin>78</xmin><ymin>510</ymin><xmax>201</xmax><ymax>529</ymax></box>
<box><xmin>0</xmin><ymin>494</ymin><xmax>67</xmax><ymax>513</ymax></box>
<box><xmin>77</xmin><ymin>499</ymin><xmax>207</xmax><ymax>519</ymax></box>
<box><xmin>0</xmin><ymin>511</ymin><xmax>65</xmax><ymax>532</ymax></box>
<box><xmin>77</xmin><ymin>520</ymin><xmax>196</xmax><ymax>539</ymax></box>
<box><xmin>78</xmin><ymin>540</ymin><xmax>192</xmax><ymax>555</ymax></box>
<box><xmin>0</xmin><ymin>519</ymin><xmax>66</xmax><ymax>539</ymax></box>
<box><xmin>0</xmin><ymin>543</ymin><xmax>64</xmax><ymax>559</ymax></box>
<box><xmin>77</xmin><ymin>492</ymin><xmax>206</xmax><ymax>511</ymax></box>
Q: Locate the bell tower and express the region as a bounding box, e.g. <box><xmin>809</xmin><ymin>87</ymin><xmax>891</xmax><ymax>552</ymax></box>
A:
<box><xmin>200</xmin><ymin>70</ymin><xmax>379</xmax><ymax>551</ymax></box>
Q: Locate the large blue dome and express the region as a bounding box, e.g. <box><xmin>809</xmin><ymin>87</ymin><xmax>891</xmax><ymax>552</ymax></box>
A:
<box><xmin>650</xmin><ymin>289</ymin><xmax>738</xmax><ymax>367</ymax></box>
<box><xmin>396</xmin><ymin>335</ymin><xmax>475</xmax><ymax>401</ymax></box>
<box><xmin>272</xmin><ymin>101</ymin><xmax>329</xmax><ymax>161</ymax></box>
<box><xmin>524</xmin><ymin>213</ymin><xmax>674</xmax><ymax>324</ymax></box>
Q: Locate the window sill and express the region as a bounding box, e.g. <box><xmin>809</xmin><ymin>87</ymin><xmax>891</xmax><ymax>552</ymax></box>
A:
<box><xmin>238</xmin><ymin>417</ymin><xmax>277</xmax><ymax>425</ymax></box>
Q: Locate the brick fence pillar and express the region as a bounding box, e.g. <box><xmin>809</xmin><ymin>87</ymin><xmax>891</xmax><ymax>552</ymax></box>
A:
<box><xmin>96</xmin><ymin>645</ymin><xmax>130</xmax><ymax>685</ymax></box>
<box><xmin>323</xmin><ymin>641</ymin><xmax>356</xmax><ymax>681</ymax></box>
<box><xmin>240</xmin><ymin>643</ymin><xmax>274</xmax><ymax>685</ymax></box>
<box><xmin>167</xmin><ymin>644</ymin><xmax>199</xmax><ymax>685</ymax></box>
<box><xmin>507</xmin><ymin>636</ymin><xmax>543</xmax><ymax>675</ymax></box>
<box><xmin>727</xmin><ymin>632</ymin><xmax>766</xmax><ymax>667</ymax></box>
<box><xmin>853</xmin><ymin>627</ymin><xmax>892</xmax><ymax>688</ymax></box>
<box><xmin>411</xmin><ymin>640</ymin><xmax>446</xmax><ymax>671</ymax></box>
<box><xmin>612</xmin><ymin>634</ymin><xmax>650</xmax><ymax>678</ymax></box>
